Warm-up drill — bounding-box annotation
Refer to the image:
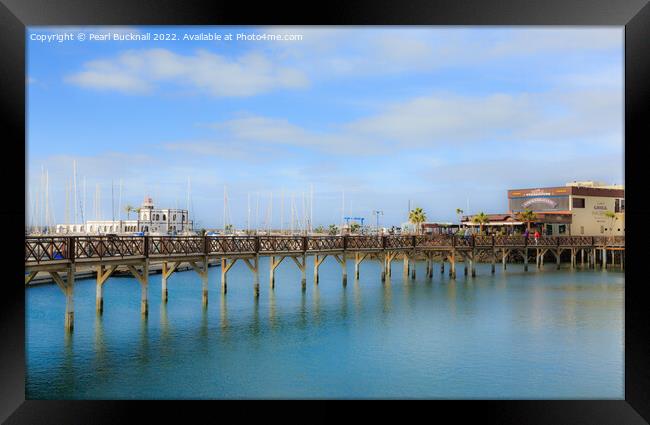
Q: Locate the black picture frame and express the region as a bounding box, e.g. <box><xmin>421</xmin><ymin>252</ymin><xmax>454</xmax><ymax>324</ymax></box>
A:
<box><xmin>1</xmin><ymin>0</ymin><xmax>648</xmax><ymax>423</ymax></box>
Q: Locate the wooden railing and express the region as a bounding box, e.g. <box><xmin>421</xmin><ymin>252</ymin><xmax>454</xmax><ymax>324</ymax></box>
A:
<box><xmin>24</xmin><ymin>234</ymin><xmax>625</xmax><ymax>265</ymax></box>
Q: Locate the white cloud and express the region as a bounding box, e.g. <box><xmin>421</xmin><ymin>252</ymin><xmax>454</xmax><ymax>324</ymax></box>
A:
<box><xmin>186</xmin><ymin>87</ymin><xmax>621</xmax><ymax>155</ymax></box>
<box><xmin>65</xmin><ymin>48</ymin><xmax>309</xmax><ymax>96</ymax></box>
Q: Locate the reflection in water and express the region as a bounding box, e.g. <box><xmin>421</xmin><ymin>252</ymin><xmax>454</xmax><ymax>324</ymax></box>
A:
<box><xmin>138</xmin><ymin>317</ymin><xmax>149</xmax><ymax>366</ymax></box>
<box><xmin>339</xmin><ymin>284</ymin><xmax>348</xmax><ymax>321</ymax></box>
<box><xmin>353</xmin><ymin>278</ymin><xmax>362</xmax><ymax>314</ymax></box>
<box><xmin>381</xmin><ymin>279</ymin><xmax>392</xmax><ymax>318</ymax></box>
<box><xmin>299</xmin><ymin>289</ymin><xmax>307</xmax><ymax>328</ymax></box>
<box><xmin>160</xmin><ymin>303</ymin><xmax>169</xmax><ymax>341</ymax></box>
<box><xmin>60</xmin><ymin>331</ymin><xmax>75</xmax><ymax>397</ymax></box>
<box><xmin>220</xmin><ymin>293</ymin><xmax>229</xmax><ymax>335</ymax></box>
<box><xmin>269</xmin><ymin>289</ymin><xmax>277</xmax><ymax>330</ymax></box>
<box><xmin>198</xmin><ymin>304</ymin><xmax>208</xmax><ymax>346</ymax></box>
<box><xmin>447</xmin><ymin>280</ymin><xmax>457</xmax><ymax>316</ymax></box>
<box><xmin>26</xmin><ymin>263</ymin><xmax>624</xmax><ymax>399</ymax></box>
<box><xmin>250</xmin><ymin>296</ymin><xmax>261</xmax><ymax>337</ymax></box>
<box><xmin>312</xmin><ymin>284</ymin><xmax>321</xmax><ymax>324</ymax></box>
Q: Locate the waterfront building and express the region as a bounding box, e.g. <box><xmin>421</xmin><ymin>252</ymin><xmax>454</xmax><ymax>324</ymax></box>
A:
<box><xmin>462</xmin><ymin>181</ymin><xmax>624</xmax><ymax>236</ymax></box>
<box><xmin>55</xmin><ymin>196</ymin><xmax>193</xmax><ymax>235</ymax></box>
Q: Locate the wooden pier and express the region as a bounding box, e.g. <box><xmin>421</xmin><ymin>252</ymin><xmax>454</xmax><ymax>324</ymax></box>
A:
<box><xmin>25</xmin><ymin>234</ymin><xmax>625</xmax><ymax>331</ymax></box>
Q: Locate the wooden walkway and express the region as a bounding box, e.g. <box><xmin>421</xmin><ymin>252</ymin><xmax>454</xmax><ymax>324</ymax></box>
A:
<box><xmin>25</xmin><ymin>234</ymin><xmax>625</xmax><ymax>331</ymax></box>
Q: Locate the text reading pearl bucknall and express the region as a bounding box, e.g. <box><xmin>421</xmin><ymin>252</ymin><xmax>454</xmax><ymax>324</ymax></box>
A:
<box><xmin>30</xmin><ymin>32</ymin><xmax>304</xmax><ymax>43</ymax></box>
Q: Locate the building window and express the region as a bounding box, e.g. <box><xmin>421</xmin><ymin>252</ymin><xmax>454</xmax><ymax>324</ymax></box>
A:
<box><xmin>615</xmin><ymin>198</ymin><xmax>625</xmax><ymax>213</ymax></box>
<box><xmin>580</xmin><ymin>226</ymin><xmax>584</xmax><ymax>235</ymax></box>
<box><xmin>173</xmin><ymin>214</ymin><xmax>176</xmax><ymax>220</ymax></box>
<box><xmin>559</xmin><ymin>224</ymin><xmax>566</xmax><ymax>234</ymax></box>
<box><xmin>572</xmin><ymin>197</ymin><xmax>585</xmax><ymax>208</ymax></box>
<box><xmin>600</xmin><ymin>225</ymin><xmax>604</xmax><ymax>234</ymax></box>
<box><xmin>163</xmin><ymin>214</ymin><xmax>166</xmax><ymax>221</ymax></box>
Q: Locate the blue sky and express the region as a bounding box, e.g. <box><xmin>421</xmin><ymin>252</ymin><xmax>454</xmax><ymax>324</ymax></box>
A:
<box><xmin>27</xmin><ymin>26</ymin><xmax>624</xmax><ymax>229</ymax></box>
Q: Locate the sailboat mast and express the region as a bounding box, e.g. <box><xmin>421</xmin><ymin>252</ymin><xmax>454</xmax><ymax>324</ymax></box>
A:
<box><xmin>269</xmin><ymin>191</ymin><xmax>273</xmax><ymax>234</ymax></box>
<box><xmin>247</xmin><ymin>192</ymin><xmax>251</xmax><ymax>233</ymax></box>
<box><xmin>44</xmin><ymin>169</ymin><xmax>49</xmax><ymax>233</ymax></box>
<box><xmin>73</xmin><ymin>160</ymin><xmax>78</xmax><ymax>224</ymax></box>
<box><xmin>111</xmin><ymin>179</ymin><xmax>115</xmax><ymax>223</ymax></box>
<box><xmin>341</xmin><ymin>189</ymin><xmax>345</xmax><ymax>230</ymax></box>
<box><xmin>280</xmin><ymin>189</ymin><xmax>284</xmax><ymax>234</ymax></box>
<box><xmin>255</xmin><ymin>192</ymin><xmax>259</xmax><ymax>234</ymax></box>
<box><xmin>65</xmin><ymin>178</ymin><xmax>70</xmax><ymax>225</ymax></box>
<box><xmin>118</xmin><ymin>179</ymin><xmax>122</xmax><ymax>221</ymax></box>
<box><xmin>81</xmin><ymin>176</ymin><xmax>86</xmax><ymax>225</ymax></box>
<box><xmin>310</xmin><ymin>184</ymin><xmax>313</xmax><ymax>233</ymax></box>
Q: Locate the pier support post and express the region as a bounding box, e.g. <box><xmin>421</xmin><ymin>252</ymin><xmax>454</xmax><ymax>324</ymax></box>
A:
<box><xmin>410</xmin><ymin>253</ymin><xmax>416</xmax><ymax>280</ymax></box>
<box><xmin>161</xmin><ymin>262</ymin><xmax>168</xmax><ymax>303</ymax></box>
<box><xmin>355</xmin><ymin>253</ymin><xmax>368</xmax><ymax>280</ymax></box>
<box><xmin>254</xmin><ymin>255</ymin><xmax>260</xmax><ymax>295</ymax></box>
<box><xmin>622</xmin><ymin>251</ymin><xmax>625</xmax><ymax>270</ymax></box>
<box><xmin>403</xmin><ymin>253</ymin><xmax>409</xmax><ymax>278</ymax></box>
<box><xmin>189</xmin><ymin>259</ymin><xmax>210</xmax><ymax>306</ymax></box>
<box><xmin>581</xmin><ymin>249</ymin><xmax>584</xmax><ymax>268</ymax></box>
<box><xmin>50</xmin><ymin>264</ymin><xmax>75</xmax><ymax>332</ymax></box>
<box><xmin>470</xmin><ymin>250</ymin><xmax>476</xmax><ymax>277</ymax></box>
<box><xmin>450</xmin><ymin>250</ymin><xmax>456</xmax><ymax>279</ymax></box>
<box><xmin>556</xmin><ymin>249</ymin><xmax>561</xmax><ymax>270</ymax></box>
<box><xmin>220</xmin><ymin>258</ymin><xmax>237</xmax><ymax>294</ymax></box>
<box><xmin>540</xmin><ymin>250</ymin><xmax>545</xmax><ymax>268</ymax></box>
<box><xmin>602</xmin><ymin>248</ymin><xmax>607</xmax><ymax>269</ymax></box>
<box><xmin>243</xmin><ymin>256</ymin><xmax>260</xmax><ymax>297</ymax></box>
<box><xmin>334</xmin><ymin>254</ymin><xmax>347</xmax><ymax>285</ymax></box>
<box><xmin>314</xmin><ymin>254</ymin><xmax>327</xmax><ymax>285</ymax></box>
<box><xmin>201</xmin><ymin>260</ymin><xmax>209</xmax><ymax>306</ymax></box>
<box><xmin>441</xmin><ymin>256</ymin><xmax>445</xmax><ymax>274</ymax></box>
<box><xmin>502</xmin><ymin>249</ymin><xmax>508</xmax><ymax>271</ymax></box>
<box><xmin>380</xmin><ymin>254</ymin><xmax>386</xmax><ymax>282</ymax></box>
<box><xmin>570</xmin><ymin>249</ymin><xmax>575</xmax><ymax>269</ymax></box>
<box><xmin>270</xmin><ymin>256</ymin><xmax>284</xmax><ymax>289</ymax></box>
<box><xmin>491</xmin><ymin>249</ymin><xmax>496</xmax><ymax>274</ymax></box>
<box><xmin>160</xmin><ymin>261</ymin><xmax>179</xmax><ymax>304</ymax></box>
<box><xmin>384</xmin><ymin>252</ymin><xmax>393</xmax><ymax>277</ymax></box>
<box><xmin>289</xmin><ymin>255</ymin><xmax>307</xmax><ymax>289</ymax></box>
<box><xmin>524</xmin><ymin>248</ymin><xmax>529</xmax><ymax>272</ymax></box>
<box><xmin>356</xmin><ymin>253</ymin><xmax>361</xmax><ymax>279</ymax></box>
<box><xmin>65</xmin><ymin>265</ymin><xmax>75</xmax><ymax>331</ymax></box>
<box><xmin>127</xmin><ymin>260</ymin><xmax>149</xmax><ymax>317</ymax></box>
<box><xmin>428</xmin><ymin>253</ymin><xmax>434</xmax><ymax>278</ymax></box>
<box><xmin>95</xmin><ymin>264</ymin><xmax>117</xmax><ymax>314</ymax></box>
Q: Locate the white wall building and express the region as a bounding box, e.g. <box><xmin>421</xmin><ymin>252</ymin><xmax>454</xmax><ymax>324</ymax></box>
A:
<box><xmin>56</xmin><ymin>196</ymin><xmax>193</xmax><ymax>235</ymax></box>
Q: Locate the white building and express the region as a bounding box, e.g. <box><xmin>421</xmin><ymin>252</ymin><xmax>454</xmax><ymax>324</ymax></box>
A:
<box><xmin>56</xmin><ymin>196</ymin><xmax>193</xmax><ymax>235</ymax></box>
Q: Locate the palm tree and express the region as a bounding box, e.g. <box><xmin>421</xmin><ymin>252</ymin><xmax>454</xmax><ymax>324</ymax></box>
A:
<box><xmin>472</xmin><ymin>212</ymin><xmax>490</xmax><ymax>234</ymax></box>
<box><xmin>516</xmin><ymin>209</ymin><xmax>537</xmax><ymax>231</ymax></box>
<box><xmin>409</xmin><ymin>207</ymin><xmax>427</xmax><ymax>234</ymax></box>
<box><xmin>604</xmin><ymin>211</ymin><xmax>618</xmax><ymax>243</ymax></box>
<box><xmin>456</xmin><ymin>208</ymin><xmax>464</xmax><ymax>227</ymax></box>
<box><xmin>328</xmin><ymin>224</ymin><xmax>339</xmax><ymax>235</ymax></box>
<box><xmin>314</xmin><ymin>225</ymin><xmax>325</xmax><ymax>234</ymax></box>
<box><xmin>124</xmin><ymin>204</ymin><xmax>134</xmax><ymax>220</ymax></box>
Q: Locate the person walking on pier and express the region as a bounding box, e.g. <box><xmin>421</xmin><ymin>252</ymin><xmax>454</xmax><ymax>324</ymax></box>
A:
<box><xmin>534</xmin><ymin>229</ymin><xmax>540</xmax><ymax>245</ymax></box>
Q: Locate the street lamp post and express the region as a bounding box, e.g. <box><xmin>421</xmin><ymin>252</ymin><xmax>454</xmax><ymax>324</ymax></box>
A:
<box><xmin>372</xmin><ymin>210</ymin><xmax>384</xmax><ymax>235</ymax></box>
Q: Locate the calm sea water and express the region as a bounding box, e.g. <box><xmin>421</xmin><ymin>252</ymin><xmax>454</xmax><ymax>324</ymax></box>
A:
<box><xmin>26</xmin><ymin>258</ymin><xmax>624</xmax><ymax>399</ymax></box>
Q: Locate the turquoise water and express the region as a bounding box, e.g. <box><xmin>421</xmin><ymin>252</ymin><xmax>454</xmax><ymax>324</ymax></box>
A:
<box><xmin>26</xmin><ymin>258</ymin><xmax>624</xmax><ymax>399</ymax></box>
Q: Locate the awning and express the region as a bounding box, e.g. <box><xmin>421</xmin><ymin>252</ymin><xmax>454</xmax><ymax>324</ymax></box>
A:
<box><xmin>464</xmin><ymin>222</ymin><xmax>524</xmax><ymax>226</ymax></box>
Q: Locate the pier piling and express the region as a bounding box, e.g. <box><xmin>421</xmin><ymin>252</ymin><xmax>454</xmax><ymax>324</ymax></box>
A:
<box><xmin>524</xmin><ymin>248</ymin><xmax>529</xmax><ymax>272</ymax></box>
